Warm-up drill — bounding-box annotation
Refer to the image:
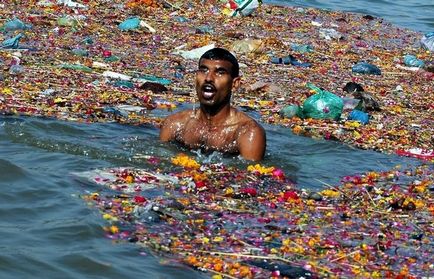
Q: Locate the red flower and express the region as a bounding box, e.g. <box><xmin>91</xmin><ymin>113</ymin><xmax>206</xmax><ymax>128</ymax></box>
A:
<box><xmin>134</xmin><ymin>195</ymin><xmax>146</xmax><ymax>204</ymax></box>
<box><xmin>283</xmin><ymin>190</ymin><xmax>299</xmax><ymax>200</ymax></box>
<box><xmin>241</xmin><ymin>187</ymin><xmax>257</xmax><ymax>197</ymax></box>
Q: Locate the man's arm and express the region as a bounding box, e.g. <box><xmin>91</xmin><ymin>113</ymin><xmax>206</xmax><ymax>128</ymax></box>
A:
<box><xmin>237</xmin><ymin>121</ymin><xmax>266</xmax><ymax>161</ymax></box>
<box><xmin>160</xmin><ymin>114</ymin><xmax>179</xmax><ymax>142</ymax></box>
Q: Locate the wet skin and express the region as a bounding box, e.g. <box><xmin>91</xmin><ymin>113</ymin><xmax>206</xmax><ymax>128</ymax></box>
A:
<box><xmin>160</xmin><ymin>58</ymin><xmax>266</xmax><ymax>161</ymax></box>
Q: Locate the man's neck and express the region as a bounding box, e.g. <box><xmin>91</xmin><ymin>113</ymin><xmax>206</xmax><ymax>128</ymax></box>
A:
<box><xmin>199</xmin><ymin>104</ymin><xmax>232</xmax><ymax>126</ymax></box>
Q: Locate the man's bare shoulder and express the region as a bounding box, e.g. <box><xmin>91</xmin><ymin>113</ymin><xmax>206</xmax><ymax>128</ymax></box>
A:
<box><xmin>233</xmin><ymin>109</ymin><xmax>264</xmax><ymax>130</ymax></box>
<box><xmin>162</xmin><ymin>109</ymin><xmax>196</xmax><ymax>125</ymax></box>
<box><xmin>160</xmin><ymin>109</ymin><xmax>196</xmax><ymax>141</ymax></box>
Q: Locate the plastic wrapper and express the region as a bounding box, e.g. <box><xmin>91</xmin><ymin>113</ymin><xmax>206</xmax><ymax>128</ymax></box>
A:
<box><xmin>352</xmin><ymin>62</ymin><xmax>381</xmax><ymax>75</ymax></box>
<box><xmin>348</xmin><ymin>109</ymin><xmax>369</xmax><ymax>124</ymax></box>
<box><xmin>403</xmin><ymin>55</ymin><xmax>425</xmax><ymax>68</ymax></box>
<box><xmin>223</xmin><ymin>0</ymin><xmax>261</xmax><ymax>17</ymax></box>
<box><xmin>119</xmin><ymin>17</ymin><xmax>141</xmax><ymax>31</ymax></box>
<box><xmin>1</xmin><ymin>18</ymin><xmax>32</xmax><ymax>32</ymax></box>
<box><xmin>420</xmin><ymin>32</ymin><xmax>434</xmax><ymax>51</ymax></box>
<box><xmin>301</xmin><ymin>83</ymin><xmax>343</xmax><ymax>120</ymax></box>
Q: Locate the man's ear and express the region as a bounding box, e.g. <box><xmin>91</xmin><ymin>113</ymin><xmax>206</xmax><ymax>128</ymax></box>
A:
<box><xmin>232</xmin><ymin>76</ymin><xmax>241</xmax><ymax>91</ymax></box>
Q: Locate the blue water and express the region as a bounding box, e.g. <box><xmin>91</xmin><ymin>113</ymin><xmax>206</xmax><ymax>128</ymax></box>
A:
<box><xmin>266</xmin><ymin>0</ymin><xmax>434</xmax><ymax>33</ymax></box>
<box><xmin>0</xmin><ymin>112</ymin><xmax>420</xmax><ymax>279</ymax></box>
<box><xmin>0</xmin><ymin>1</ymin><xmax>431</xmax><ymax>278</ymax></box>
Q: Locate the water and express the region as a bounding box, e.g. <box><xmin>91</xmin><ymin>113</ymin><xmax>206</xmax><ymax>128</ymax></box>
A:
<box><xmin>0</xmin><ymin>112</ymin><xmax>420</xmax><ymax>279</ymax></box>
<box><xmin>0</xmin><ymin>1</ymin><xmax>430</xmax><ymax>277</ymax></box>
<box><xmin>266</xmin><ymin>0</ymin><xmax>434</xmax><ymax>33</ymax></box>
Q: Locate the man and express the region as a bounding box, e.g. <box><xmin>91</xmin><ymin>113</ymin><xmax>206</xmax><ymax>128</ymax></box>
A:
<box><xmin>160</xmin><ymin>48</ymin><xmax>266</xmax><ymax>161</ymax></box>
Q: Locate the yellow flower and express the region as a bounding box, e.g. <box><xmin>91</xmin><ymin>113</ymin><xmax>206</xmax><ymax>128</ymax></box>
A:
<box><xmin>110</xmin><ymin>225</ymin><xmax>119</xmax><ymax>234</ymax></box>
<box><xmin>247</xmin><ymin>164</ymin><xmax>275</xmax><ymax>175</ymax></box>
<box><xmin>319</xmin><ymin>189</ymin><xmax>340</xmax><ymax>198</ymax></box>
<box><xmin>213</xmin><ymin>236</ymin><xmax>224</xmax><ymax>242</ymax></box>
<box><xmin>171</xmin><ymin>154</ymin><xmax>200</xmax><ymax>169</ymax></box>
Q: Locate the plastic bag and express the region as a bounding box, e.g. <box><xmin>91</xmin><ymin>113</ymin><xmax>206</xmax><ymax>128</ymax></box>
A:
<box><xmin>279</xmin><ymin>105</ymin><xmax>301</xmax><ymax>118</ymax></box>
<box><xmin>1</xmin><ymin>33</ymin><xmax>24</xmax><ymax>49</ymax></box>
<box><xmin>57</xmin><ymin>0</ymin><xmax>87</xmax><ymax>9</ymax></box>
<box><xmin>223</xmin><ymin>0</ymin><xmax>261</xmax><ymax>17</ymax></box>
<box><xmin>348</xmin><ymin>110</ymin><xmax>369</xmax><ymax>125</ymax></box>
<box><xmin>119</xmin><ymin>17</ymin><xmax>140</xmax><ymax>31</ymax></box>
<box><xmin>352</xmin><ymin>62</ymin><xmax>381</xmax><ymax>75</ymax></box>
<box><xmin>421</xmin><ymin>32</ymin><xmax>434</xmax><ymax>52</ymax></box>
<box><xmin>231</xmin><ymin>38</ymin><xmax>264</xmax><ymax>54</ymax></box>
<box><xmin>57</xmin><ymin>16</ymin><xmax>78</xmax><ymax>27</ymax></box>
<box><xmin>1</xmin><ymin>18</ymin><xmax>32</xmax><ymax>32</ymax></box>
<box><xmin>301</xmin><ymin>83</ymin><xmax>343</xmax><ymax>120</ymax></box>
<box><xmin>172</xmin><ymin>43</ymin><xmax>215</xmax><ymax>60</ymax></box>
<box><xmin>290</xmin><ymin>43</ymin><xmax>313</xmax><ymax>53</ymax></box>
<box><xmin>59</xmin><ymin>63</ymin><xmax>92</xmax><ymax>73</ymax></box>
<box><xmin>403</xmin><ymin>55</ymin><xmax>425</xmax><ymax>68</ymax></box>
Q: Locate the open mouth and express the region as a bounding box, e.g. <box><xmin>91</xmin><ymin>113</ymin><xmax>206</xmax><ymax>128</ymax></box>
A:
<box><xmin>202</xmin><ymin>84</ymin><xmax>216</xmax><ymax>99</ymax></box>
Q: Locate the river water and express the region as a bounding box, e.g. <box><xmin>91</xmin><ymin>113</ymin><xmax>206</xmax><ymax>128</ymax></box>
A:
<box><xmin>266</xmin><ymin>0</ymin><xmax>434</xmax><ymax>33</ymax></box>
<box><xmin>0</xmin><ymin>1</ymin><xmax>430</xmax><ymax>278</ymax></box>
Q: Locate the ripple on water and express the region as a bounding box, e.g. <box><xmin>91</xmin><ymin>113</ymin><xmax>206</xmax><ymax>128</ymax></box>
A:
<box><xmin>0</xmin><ymin>159</ymin><xmax>27</xmax><ymax>182</ymax></box>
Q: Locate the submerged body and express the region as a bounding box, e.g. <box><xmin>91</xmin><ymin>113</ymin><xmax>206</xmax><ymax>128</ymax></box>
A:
<box><xmin>161</xmin><ymin>107</ymin><xmax>265</xmax><ymax>156</ymax></box>
<box><xmin>160</xmin><ymin>48</ymin><xmax>266</xmax><ymax>161</ymax></box>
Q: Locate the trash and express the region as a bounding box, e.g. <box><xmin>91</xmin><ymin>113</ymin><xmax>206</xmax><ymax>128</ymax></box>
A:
<box><xmin>420</xmin><ymin>32</ymin><xmax>434</xmax><ymax>51</ymax></box>
<box><xmin>246</xmin><ymin>260</ymin><xmax>313</xmax><ymax>278</ymax></box>
<box><xmin>1</xmin><ymin>33</ymin><xmax>24</xmax><ymax>49</ymax></box>
<box><xmin>195</xmin><ymin>25</ymin><xmax>214</xmax><ymax>34</ymax></box>
<box><xmin>59</xmin><ymin>64</ymin><xmax>93</xmax><ymax>73</ymax></box>
<box><xmin>139</xmin><ymin>82</ymin><xmax>168</xmax><ymax>93</ymax></box>
<box><xmin>343</xmin><ymin>82</ymin><xmax>364</xmax><ymax>94</ymax></box>
<box><xmin>102</xmin><ymin>71</ymin><xmax>132</xmax><ymax>81</ymax></box>
<box><xmin>119</xmin><ymin>17</ymin><xmax>141</xmax><ymax>31</ymax></box>
<box><xmin>343</xmin><ymin>82</ymin><xmax>381</xmax><ymax>112</ymax></box>
<box><xmin>424</xmin><ymin>60</ymin><xmax>434</xmax><ymax>72</ymax></box>
<box><xmin>348</xmin><ymin>109</ymin><xmax>369</xmax><ymax>124</ymax></box>
<box><xmin>342</xmin><ymin>97</ymin><xmax>360</xmax><ymax>110</ymax></box>
<box><xmin>231</xmin><ymin>38</ymin><xmax>264</xmax><ymax>54</ymax></box>
<box><xmin>301</xmin><ymin>83</ymin><xmax>343</xmax><ymax>120</ymax></box>
<box><xmin>403</xmin><ymin>54</ymin><xmax>425</xmax><ymax>68</ymax></box>
<box><xmin>71</xmin><ymin>48</ymin><xmax>89</xmax><ymax>57</ymax></box>
<box><xmin>172</xmin><ymin>43</ymin><xmax>215</xmax><ymax>60</ymax></box>
<box><xmin>319</xmin><ymin>28</ymin><xmax>343</xmax><ymax>40</ymax></box>
<box><xmin>353</xmin><ymin>91</ymin><xmax>381</xmax><ymax>112</ymax></box>
<box><xmin>290</xmin><ymin>43</ymin><xmax>313</xmax><ymax>53</ymax></box>
<box><xmin>232</xmin><ymin>38</ymin><xmax>264</xmax><ymax>54</ymax></box>
<box><xmin>57</xmin><ymin>0</ymin><xmax>87</xmax><ymax>9</ymax></box>
<box><xmin>9</xmin><ymin>64</ymin><xmax>25</xmax><ymax>76</ymax></box>
<box><xmin>1</xmin><ymin>18</ymin><xmax>32</xmax><ymax>32</ymax></box>
<box><xmin>222</xmin><ymin>0</ymin><xmax>261</xmax><ymax>17</ymax></box>
<box><xmin>139</xmin><ymin>20</ymin><xmax>156</xmax><ymax>33</ymax></box>
<box><xmin>92</xmin><ymin>61</ymin><xmax>111</xmax><ymax>70</ymax></box>
<box><xmin>396</xmin><ymin>148</ymin><xmax>434</xmax><ymax>160</ymax></box>
<box><xmin>352</xmin><ymin>62</ymin><xmax>382</xmax><ymax>75</ymax></box>
<box><xmin>270</xmin><ymin>55</ymin><xmax>311</xmax><ymax>67</ymax></box>
<box><xmin>57</xmin><ymin>16</ymin><xmax>78</xmax><ymax>27</ymax></box>
<box><xmin>136</xmin><ymin>75</ymin><xmax>171</xmax><ymax>86</ymax></box>
<box><xmin>279</xmin><ymin>105</ymin><xmax>301</xmax><ymax>118</ymax></box>
<box><xmin>112</xmin><ymin>80</ymin><xmax>135</xmax><ymax>89</ymax></box>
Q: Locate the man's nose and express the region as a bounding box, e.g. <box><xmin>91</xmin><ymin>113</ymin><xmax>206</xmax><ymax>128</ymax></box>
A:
<box><xmin>205</xmin><ymin>71</ymin><xmax>215</xmax><ymax>82</ymax></box>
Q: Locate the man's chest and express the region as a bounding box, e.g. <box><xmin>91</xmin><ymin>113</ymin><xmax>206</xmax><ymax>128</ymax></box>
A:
<box><xmin>180</xmin><ymin>122</ymin><xmax>239</xmax><ymax>152</ymax></box>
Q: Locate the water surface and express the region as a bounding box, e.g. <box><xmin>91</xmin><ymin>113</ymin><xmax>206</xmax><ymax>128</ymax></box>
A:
<box><xmin>0</xmin><ymin>113</ymin><xmax>420</xmax><ymax>279</ymax></box>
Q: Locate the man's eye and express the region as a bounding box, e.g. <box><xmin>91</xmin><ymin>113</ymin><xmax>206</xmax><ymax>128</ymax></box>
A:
<box><xmin>217</xmin><ymin>70</ymin><xmax>227</xmax><ymax>76</ymax></box>
<box><xmin>198</xmin><ymin>68</ymin><xmax>208</xmax><ymax>74</ymax></box>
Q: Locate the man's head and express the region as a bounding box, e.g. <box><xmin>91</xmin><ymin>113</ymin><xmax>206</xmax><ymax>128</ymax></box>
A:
<box><xmin>196</xmin><ymin>48</ymin><xmax>241</xmax><ymax>112</ymax></box>
<box><xmin>199</xmin><ymin>48</ymin><xmax>239</xmax><ymax>78</ymax></box>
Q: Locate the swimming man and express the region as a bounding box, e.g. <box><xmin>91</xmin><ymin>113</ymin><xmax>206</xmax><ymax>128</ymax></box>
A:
<box><xmin>160</xmin><ymin>48</ymin><xmax>266</xmax><ymax>161</ymax></box>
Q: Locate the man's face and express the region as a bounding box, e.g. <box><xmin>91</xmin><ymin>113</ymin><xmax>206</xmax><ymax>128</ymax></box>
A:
<box><xmin>196</xmin><ymin>58</ymin><xmax>240</xmax><ymax>108</ymax></box>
